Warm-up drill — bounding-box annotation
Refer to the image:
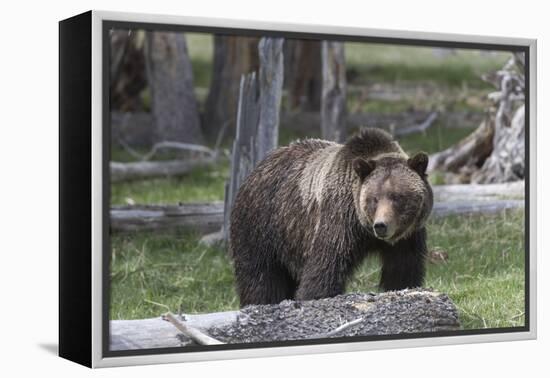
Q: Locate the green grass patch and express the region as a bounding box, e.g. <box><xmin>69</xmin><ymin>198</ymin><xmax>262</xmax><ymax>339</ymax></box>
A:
<box><xmin>397</xmin><ymin>122</ymin><xmax>475</xmax><ymax>155</ymax></box>
<box><xmin>345</xmin><ymin>43</ymin><xmax>510</xmax><ymax>88</ymax></box>
<box><xmin>110</xmin><ymin>232</ymin><xmax>237</xmax><ymax>319</ymax></box>
<box><xmin>110</xmin><ymin>160</ymin><xmax>229</xmax><ymax>205</ymax></box>
<box><xmin>348</xmin><ymin>210</ymin><xmax>525</xmax><ymax>329</ymax></box>
<box><xmin>186</xmin><ymin>33</ymin><xmax>214</xmax><ymax>89</ymax></box>
<box><xmin>110</xmin><ymin>210</ymin><xmax>525</xmax><ymax>331</ymax></box>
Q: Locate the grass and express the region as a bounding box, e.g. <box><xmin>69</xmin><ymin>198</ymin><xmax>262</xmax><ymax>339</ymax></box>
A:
<box><xmin>183</xmin><ymin>34</ymin><xmax>510</xmax><ymax>90</ymax></box>
<box><xmin>345</xmin><ymin>43</ymin><xmax>509</xmax><ymax>88</ymax></box>
<box><xmin>110</xmin><ymin>210</ymin><xmax>525</xmax><ymax>330</ymax></box>
<box><xmin>111</xmin><ymin>160</ymin><xmax>229</xmax><ymax>205</ymax></box>
<box><xmin>396</xmin><ymin>122</ymin><xmax>475</xmax><ymax>155</ymax></box>
<box><xmin>110</xmin><ymin>231</ymin><xmax>237</xmax><ymax>319</ymax></box>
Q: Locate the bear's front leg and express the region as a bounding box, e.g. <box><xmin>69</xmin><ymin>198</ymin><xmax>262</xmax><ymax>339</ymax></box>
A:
<box><xmin>294</xmin><ymin>257</ymin><xmax>349</xmax><ymax>301</ymax></box>
<box><xmin>379</xmin><ymin>228</ymin><xmax>427</xmax><ymax>291</ymax></box>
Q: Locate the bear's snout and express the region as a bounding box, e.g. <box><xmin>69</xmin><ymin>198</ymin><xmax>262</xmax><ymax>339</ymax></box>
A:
<box><xmin>372</xmin><ymin>198</ymin><xmax>396</xmax><ymax>240</ymax></box>
<box><xmin>373</xmin><ymin>222</ymin><xmax>388</xmax><ymax>237</ymax></box>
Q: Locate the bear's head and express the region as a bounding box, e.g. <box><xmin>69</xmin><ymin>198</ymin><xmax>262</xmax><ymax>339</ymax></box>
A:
<box><xmin>352</xmin><ymin>152</ymin><xmax>433</xmax><ymax>243</ymax></box>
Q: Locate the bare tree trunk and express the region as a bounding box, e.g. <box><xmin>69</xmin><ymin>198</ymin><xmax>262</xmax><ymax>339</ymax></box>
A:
<box><xmin>144</xmin><ymin>32</ymin><xmax>203</xmax><ymax>144</ymax></box>
<box><xmin>257</xmin><ymin>38</ymin><xmax>284</xmax><ymax>158</ymax></box>
<box><xmin>321</xmin><ymin>41</ymin><xmax>347</xmax><ymax>142</ymax></box>
<box><xmin>223</xmin><ymin>73</ymin><xmax>260</xmax><ymax>243</ymax></box>
<box><xmin>203</xmin><ymin>36</ymin><xmax>260</xmax><ymax>139</ymax></box>
<box><xmin>284</xmin><ymin>40</ymin><xmax>322</xmax><ymax>112</ymax></box>
<box><xmin>222</xmin><ymin>38</ymin><xmax>285</xmax><ymax>246</ymax></box>
<box><xmin>110</xmin><ymin>30</ymin><xmax>147</xmax><ymax>112</ymax></box>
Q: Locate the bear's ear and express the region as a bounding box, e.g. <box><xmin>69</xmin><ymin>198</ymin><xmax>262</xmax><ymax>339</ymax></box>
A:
<box><xmin>408</xmin><ymin>152</ymin><xmax>429</xmax><ymax>176</ymax></box>
<box><xmin>352</xmin><ymin>158</ymin><xmax>376</xmax><ymax>179</ymax></box>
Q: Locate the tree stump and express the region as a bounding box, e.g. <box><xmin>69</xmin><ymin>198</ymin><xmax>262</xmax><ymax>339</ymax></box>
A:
<box><xmin>428</xmin><ymin>53</ymin><xmax>525</xmax><ymax>184</ymax></box>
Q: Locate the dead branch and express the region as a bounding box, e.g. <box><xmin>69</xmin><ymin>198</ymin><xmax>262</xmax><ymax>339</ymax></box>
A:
<box><xmin>162</xmin><ymin>312</ymin><xmax>225</xmax><ymax>345</ymax></box>
<box><xmin>394</xmin><ymin>111</ymin><xmax>438</xmax><ymax>137</ymax></box>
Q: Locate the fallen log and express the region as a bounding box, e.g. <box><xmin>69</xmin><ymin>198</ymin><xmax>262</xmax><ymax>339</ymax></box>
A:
<box><xmin>110</xmin><ymin>202</ymin><xmax>224</xmax><ymax>233</ymax></box>
<box><xmin>111</xmin><ymin>157</ymin><xmax>216</xmax><ymax>183</ymax></box>
<box><xmin>110</xmin><ymin>310</ymin><xmax>238</xmax><ymax>350</ymax></box>
<box><xmin>109</xmin><ymin>289</ymin><xmax>459</xmax><ymax>351</ymax></box>
<box><xmin>110</xmin><ymin>182</ymin><xmax>524</xmax><ymax>233</ymax></box>
<box><xmin>432</xmin><ymin>180</ymin><xmax>524</xmax><ymax>202</ymax></box>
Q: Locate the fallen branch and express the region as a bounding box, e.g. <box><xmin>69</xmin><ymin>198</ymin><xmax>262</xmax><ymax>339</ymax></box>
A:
<box><xmin>140</xmin><ymin>141</ymin><xmax>216</xmax><ymax>161</ymax></box>
<box><xmin>162</xmin><ymin>312</ymin><xmax>225</xmax><ymax>345</ymax></box>
<box><xmin>394</xmin><ymin>111</ymin><xmax>438</xmax><ymax>137</ymax></box>
<box><xmin>309</xmin><ymin>317</ymin><xmax>364</xmax><ymax>339</ymax></box>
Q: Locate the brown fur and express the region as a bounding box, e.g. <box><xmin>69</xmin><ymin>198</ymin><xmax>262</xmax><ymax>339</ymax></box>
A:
<box><xmin>230</xmin><ymin>128</ymin><xmax>433</xmax><ymax>306</ymax></box>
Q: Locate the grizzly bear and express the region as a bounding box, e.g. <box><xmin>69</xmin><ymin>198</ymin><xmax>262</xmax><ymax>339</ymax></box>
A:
<box><xmin>229</xmin><ymin>128</ymin><xmax>433</xmax><ymax>306</ymax></box>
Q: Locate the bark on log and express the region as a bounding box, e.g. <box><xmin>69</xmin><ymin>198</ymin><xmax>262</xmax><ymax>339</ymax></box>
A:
<box><xmin>110</xmin><ymin>181</ymin><xmax>524</xmax><ymax>233</ymax></box>
<box><xmin>144</xmin><ymin>31</ymin><xmax>203</xmax><ymax>144</ymax></box>
<box><xmin>110</xmin><ymin>289</ymin><xmax>459</xmax><ymax>350</ymax></box>
<box><xmin>110</xmin><ymin>157</ymin><xmax>216</xmax><ymax>183</ymax></box>
<box><xmin>321</xmin><ymin>41</ymin><xmax>347</xmax><ymax>142</ymax></box>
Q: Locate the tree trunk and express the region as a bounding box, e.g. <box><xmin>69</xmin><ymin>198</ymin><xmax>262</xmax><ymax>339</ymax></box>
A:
<box><xmin>321</xmin><ymin>41</ymin><xmax>347</xmax><ymax>142</ymax></box>
<box><xmin>144</xmin><ymin>32</ymin><xmax>203</xmax><ymax>144</ymax></box>
<box><xmin>257</xmin><ymin>37</ymin><xmax>284</xmax><ymax>158</ymax></box>
<box><xmin>110</xmin><ymin>30</ymin><xmax>147</xmax><ymax>112</ymax></box>
<box><xmin>203</xmin><ymin>35</ymin><xmax>260</xmax><ymax>139</ymax></box>
<box><xmin>223</xmin><ymin>38</ymin><xmax>285</xmax><ymax>245</ymax></box>
<box><xmin>284</xmin><ymin>40</ymin><xmax>322</xmax><ymax>112</ymax></box>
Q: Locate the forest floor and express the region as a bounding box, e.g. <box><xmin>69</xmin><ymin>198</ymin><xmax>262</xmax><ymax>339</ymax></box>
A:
<box><xmin>109</xmin><ymin>41</ymin><xmax>524</xmax><ymax>331</ymax></box>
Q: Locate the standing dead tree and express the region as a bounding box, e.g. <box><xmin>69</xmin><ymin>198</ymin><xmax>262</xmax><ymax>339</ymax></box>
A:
<box><xmin>144</xmin><ymin>31</ymin><xmax>203</xmax><ymax>144</ymax></box>
<box><xmin>218</xmin><ymin>38</ymin><xmax>284</xmax><ymax>245</ymax></box>
<box><xmin>428</xmin><ymin>53</ymin><xmax>525</xmax><ymax>184</ymax></box>
<box><xmin>321</xmin><ymin>41</ymin><xmax>347</xmax><ymax>142</ymax></box>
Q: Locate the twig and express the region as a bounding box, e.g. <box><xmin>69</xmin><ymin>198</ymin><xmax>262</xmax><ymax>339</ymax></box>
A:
<box><xmin>394</xmin><ymin>111</ymin><xmax>438</xmax><ymax>137</ymax></box>
<box><xmin>162</xmin><ymin>312</ymin><xmax>225</xmax><ymax>345</ymax></box>
<box><xmin>308</xmin><ymin>317</ymin><xmax>364</xmax><ymax>339</ymax></box>
<box><xmin>141</xmin><ymin>141</ymin><xmax>216</xmax><ymax>161</ymax></box>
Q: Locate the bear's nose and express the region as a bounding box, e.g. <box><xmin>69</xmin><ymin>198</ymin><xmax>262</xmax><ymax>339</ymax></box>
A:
<box><xmin>373</xmin><ymin>222</ymin><xmax>388</xmax><ymax>237</ymax></box>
